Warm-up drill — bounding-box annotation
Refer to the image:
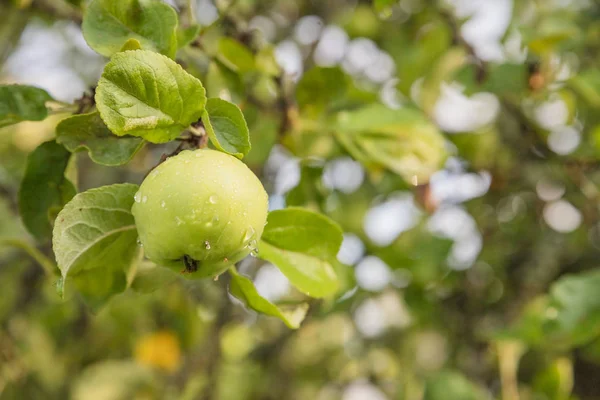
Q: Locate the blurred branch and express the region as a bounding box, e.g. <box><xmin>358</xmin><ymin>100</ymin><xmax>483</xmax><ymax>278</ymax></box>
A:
<box><xmin>249</xmin><ymin>299</ymin><xmax>321</xmax><ymax>363</ymax></box>
<box><xmin>497</xmin><ymin>340</ymin><xmax>524</xmax><ymax>400</ymax></box>
<box><xmin>436</xmin><ymin>4</ymin><xmax>487</xmax><ymax>83</ymax></box>
<box><xmin>216</xmin><ymin>5</ymin><xmax>298</xmax><ymax>139</ymax></box>
<box><xmin>0</xmin><ymin>238</ymin><xmax>58</xmax><ymax>277</ymax></box>
<box><xmin>500</xmin><ymin>99</ymin><xmax>552</xmax><ymax>158</ymax></box>
<box><xmin>174</xmin><ymin>0</ymin><xmax>195</xmax><ymax>28</ymax></box>
<box><xmin>0</xmin><ymin>4</ymin><xmax>29</xmax><ymax>64</ymax></box>
<box><xmin>275</xmin><ymin>75</ymin><xmax>298</xmax><ymax>138</ymax></box>
<box><xmin>199</xmin><ymin>275</ymin><xmax>232</xmax><ymax>400</ymax></box>
<box><xmin>31</xmin><ymin>0</ymin><xmax>82</xmax><ymax>24</ymax></box>
<box><xmin>0</xmin><ymin>183</ymin><xmax>19</xmax><ymax>213</ymax></box>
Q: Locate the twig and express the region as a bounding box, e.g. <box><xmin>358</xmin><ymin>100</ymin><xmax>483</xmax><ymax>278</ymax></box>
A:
<box><xmin>143</xmin><ymin>120</ymin><xmax>208</xmax><ymax>178</ymax></box>
<box><xmin>74</xmin><ymin>87</ymin><xmax>96</xmax><ymax>115</ymax></box>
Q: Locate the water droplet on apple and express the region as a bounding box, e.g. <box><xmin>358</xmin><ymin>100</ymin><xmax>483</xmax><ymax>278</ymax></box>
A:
<box><xmin>161</xmin><ymin>201</ymin><xmax>166</xmax><ymax>208</ymax></box>
<box><xmin>204</xmin><ymin>240</ymin><xmax>211</xmax><ymax>250</ymax></box>
<box><xmin>247</xmin><ymin>239</ymin><xmax>258</xmax><ymax>257</ymax></box>
<box><xmin>175</xmin><ymin>216</ymin><xmax>183</xmax><ymax>225</ymax></box>
<box><xmin>142</xmin><ymin>196</ymin><xmax>148</xmax><ymax>203</ymax></box>
<box><xmin>243</xmin><ymin>226</ymin><xmax>256</xmax><ymax>243</ymax></box>
<box><xmin>209</xmin><ymin>195</ymin><xmax>218</xmax><ymax>204</ymax></box>
<box><xmin>134</xmin><ymin>191</ymin><xmax>141</xmax><ymax>203</ymax></box>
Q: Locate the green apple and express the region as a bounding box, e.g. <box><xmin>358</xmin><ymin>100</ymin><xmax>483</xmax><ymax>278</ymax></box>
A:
<box><xmin>132</xmin><ymin>149</ymin><xmax>269</xmax><ymax>278</ymax></box>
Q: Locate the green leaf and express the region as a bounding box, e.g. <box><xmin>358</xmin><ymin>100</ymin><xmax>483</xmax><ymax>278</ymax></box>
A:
<box><xmin>335</xmin><ymin>103</ymin><xmax>424</xmax><ymax>133</ymax></box>
<box><xmin>203</xmin><ymin>98</ymin><xmax>251</xmax><ymax>158</ymax></box>
<box><xmin>0</xmin><ymin>84</ymin><xmax>52</xmax><ymax>128</ymax></box>
<box><xmin>373</xmin><ymin>0</ymin><xmax>396</xmax><ymax>15</ymax></box>
<box><xmin>177</xmin><ymin>24</ymin><xmax>201</xmax><ymax>49</ymax></box>
<box><xmin>95</xmin><ymin>50</ymin><xmax>207</xmax><ymax>143</ymax></box>
<box><xmin>205</xmin><ymin>61</ymin><xmax>245</xmax><ymax>104</ymax></box>
<box><xmin>56</xmin><ymin>112</ymin><xmax>144</xmax><ymax>166</ymax></box>
<box><xmin>52</xmin><ymin>183</ymin><xmax>140</xmax><ymax>281</ymax></box>
<box><xmin>255</xmin><ymin>46</ymin><xmax>280</xmax><ymax>77</ymax></box>
<box><xmin>570</xmin><ymin>69</ymin><xmax>600</xmax><ymax>108</ymax></box>
<box><xmin>419</xmin><ymin>47</ymin><xmax>467</xmax><ymax>115</ymax></box>
<box><xmin>532</xmin><ymin>358</ymin><xmax>574</xmax><ymax>400</ymax></box>
<box><xmin>18</xmin><ymin>141</ymin><xmax>76</xmax><ymax>241</ymax></box>
<box><xmin>228</xmin><ymin>268</ymin><xmax>308</xmax><ymax>329</ymax></box>
<box><xmin>130</xmin><ymin>261</ymin><xmax>178</xmax><ymax>293</ymax></box>
<box><xmin>424</xmin><ymin>370</ymin><xmax>489</xmax><ymax>400</ymax></box>
<box><xmin>82</xmin><ymin>0</ymin><xmax>178</xmax><ymax>58</ymax></box>
<box><xmin>334</xmin><ymin>104</ymin><xmax>447</xmax><ymax>183</ymax></box>
<box><xmin>544</xmin><ymin>270</ymin><xmax>600</xmax><ymax>347</ymax></box>
<box><xmin>296</xmin><ymin>67</ymin><xmax>349</xmax><ymax>118</ymax></box>
<box><xmin>285</xmin><ymin>160</ymin><xmax>327</xmax><ymax>207</ymax></box>
<box><xmin>258</xmin><ymin>207</ymin><xmax>342</xmax><ymax>298</ymax></box>
<box><xmin>502</xmin><ymin>270</ymin><xmax>600</xmax><ymax>349</ymax></box>
<box><xmin>527</xmin><ymin>16</ymin><xmax>581</xmax><ymax>55</ymax></box>
<box><xmin>455</xmin><ymin>63</ymin><xmax>528</xmax><ymax>97</ymax></box>
<box><xmin>217</xmin><ymin>38</ymin><xmax>255</xmax><ymax>73</ymax></box>
<box><xmin>71</xmin><ymin>264</ymin><xmax>130</xmax><ymax>310</ymax></box>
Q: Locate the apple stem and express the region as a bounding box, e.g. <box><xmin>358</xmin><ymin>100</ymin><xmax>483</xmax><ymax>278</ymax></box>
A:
<box><xmin>183</xmin><ymin>254</ymin><xmax>198</xmax><ymax>273</ymax></box>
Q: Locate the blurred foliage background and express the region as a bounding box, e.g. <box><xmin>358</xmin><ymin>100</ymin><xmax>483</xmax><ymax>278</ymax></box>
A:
<box><xmin>2</xmin><ymin>0</ymin><xmax>600</xmax><ymax>399</ymax></box>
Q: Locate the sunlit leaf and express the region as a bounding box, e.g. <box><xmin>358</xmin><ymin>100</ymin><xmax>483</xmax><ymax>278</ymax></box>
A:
<box><xmin>96</xmin><ymin>50</ymin><xmax>206</xmax><ymax>143</ymax></box>
<box><xmin>82</xmin><ymin>0</ymin><xmax>178</xmax><ymax>58</ymax></box>
<box><xmin>258</xmin><ymin>208</ymin><xmax>342</xmax><ymax>298</ymax></box>
<box><xmin>217</xmin><ymin>38</ymin><xmax>255</xmax><ymax>73</ymax></box>
<box><xmin>335</xmin><ymin>104</ymin><xmax>447</xmax><ymax>183</ymax></box>
<box><xmin>296</xmin><ymin>67</ymin><xmax>349</xmax><ymax>118</ymax></box>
